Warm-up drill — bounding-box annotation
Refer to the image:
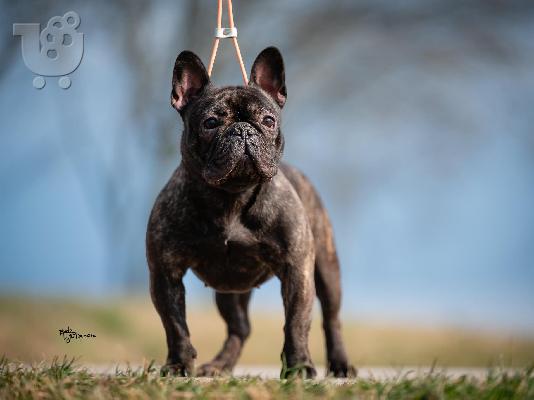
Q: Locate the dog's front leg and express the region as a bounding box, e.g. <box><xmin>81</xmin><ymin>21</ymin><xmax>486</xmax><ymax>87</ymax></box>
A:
<box><xmin>278</xmin><ymin>251</ymin><xmax>317</xmax><ymax>379</ymax></box>
<box><xmin>150</xmin><ymin>268</ymin><xmax>196</xmax><ymax>376</ymax></box>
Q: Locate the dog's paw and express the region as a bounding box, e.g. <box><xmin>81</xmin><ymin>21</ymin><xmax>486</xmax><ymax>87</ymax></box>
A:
<box><xmin>327</xmin><ymin>360</ymin><xmax>357</xmax><ymax>378</ymax></box>
<box><xmin>160</xmin><ymin>361</ymin><xmax>194</xmax><ymax>377</ymax></box>
<box><xmin>196</xmin><ymin>362</ymin><xmax>232</xmax><ymax>377</ymax></box>
<box><xmin>280</xmin><ymin>364</ymin><xmax>317</xmax><ymax>380</ymax></box>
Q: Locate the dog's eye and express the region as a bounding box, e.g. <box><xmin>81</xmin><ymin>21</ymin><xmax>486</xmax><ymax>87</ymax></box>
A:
<box><xmin>203</xmin><ymin>117</ymin><xmax>219</xmax><ymax>130</ymax></box>
<box><xmin>262</xmin><ymin>116</ymin><xmax>275</xmax><ymax>128</ymax></box>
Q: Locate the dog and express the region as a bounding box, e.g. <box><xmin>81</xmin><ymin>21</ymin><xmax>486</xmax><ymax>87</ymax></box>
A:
<box><xmin>146</xmin><ymin>47</ymin><xmax>355</xmax><ymax>378</ymax></box>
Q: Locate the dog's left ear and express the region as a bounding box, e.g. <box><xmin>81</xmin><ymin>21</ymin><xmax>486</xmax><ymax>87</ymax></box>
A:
<box><xmin>249</xmin><ymin>47</ymin><xmax>286</xmax><ymax>108</ymax></box>
<box><xmin>171</xmin><ymin>51</ymin><xmax>210</xmax><ymax>113</ymax></box>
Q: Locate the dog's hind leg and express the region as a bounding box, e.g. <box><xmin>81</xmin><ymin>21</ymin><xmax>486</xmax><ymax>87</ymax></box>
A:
<box><xmin>196</xmin><ymin>291</ymin><xmax>252</xmax><ymax>377</ymax></box>
<box><xmin>314</xmin><ymin>212</ymin><xmax>357</xmax><ymax>378</ymax></box>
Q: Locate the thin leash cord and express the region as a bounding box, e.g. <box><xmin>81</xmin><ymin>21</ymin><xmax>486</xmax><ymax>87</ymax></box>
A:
<box><xmin>206</xmin><ymin>0</ymin><xmax>222</xmax><ymax>78</ymax></box>
<box><xmin>207</xmin><ymin>0</ymin><xmax>248</xmax><ymax>85</ymax></box>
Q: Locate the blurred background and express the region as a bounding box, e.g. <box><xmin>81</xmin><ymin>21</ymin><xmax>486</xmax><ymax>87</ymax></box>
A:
<box><xmin>1</xmin><ymin>0</ymin><xmax>533</xmax><ymax>367</ymax></box>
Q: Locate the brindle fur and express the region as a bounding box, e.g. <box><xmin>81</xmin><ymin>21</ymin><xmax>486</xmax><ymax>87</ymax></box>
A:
<box><xmin>147</xmin><ymin>47</ymin><xmax>355</xmax><ymax>378</ymax></box>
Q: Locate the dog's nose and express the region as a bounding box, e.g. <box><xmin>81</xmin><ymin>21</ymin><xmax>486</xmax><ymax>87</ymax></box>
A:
<box><xmin>228</xmin><ymin>122</ymin><xmax>254</xmax><ymax>139</ymax></box>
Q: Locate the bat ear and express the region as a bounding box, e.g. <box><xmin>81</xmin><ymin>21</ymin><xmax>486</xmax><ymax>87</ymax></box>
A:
<box><xmin>249</xmin><ymin>47</ymin><xmax>286</xmax><ymax>108</ymax></box>
<box><xmin>171</xmin><ymin>51</ymin><xmax>210</xmax><ymax>113</ymax></box>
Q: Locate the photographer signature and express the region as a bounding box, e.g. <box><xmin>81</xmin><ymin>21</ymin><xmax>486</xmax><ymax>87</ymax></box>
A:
<box><xmin>58</xmin><ymin>326</ymin><xmax>96</xmax><ymax>343</ymax></box>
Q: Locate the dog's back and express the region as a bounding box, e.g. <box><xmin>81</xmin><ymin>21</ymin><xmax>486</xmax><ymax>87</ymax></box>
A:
<box><xmin>281</xmin><ymin>163</ymin><xmax>339</xmax><ymax>266</ymax></box>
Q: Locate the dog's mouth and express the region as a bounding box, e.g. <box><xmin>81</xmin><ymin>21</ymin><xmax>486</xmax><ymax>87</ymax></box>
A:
<box><xmin>203</xmin><ymin>149</ymin><xmax>268</xmax><ymax>187</ymax></box>
<box><xmin>202</xmin><ymin>125</ymin><xmax>279</xmax><ymax>188</ymax></box>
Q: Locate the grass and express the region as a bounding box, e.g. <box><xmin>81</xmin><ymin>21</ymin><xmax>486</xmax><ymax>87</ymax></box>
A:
<box><xmin>1</xmin><ymin>357</ymin><xmax>533</xmax><ymax>400</ymax></box>
<box><xmin>1</xmin><ymin>296</ymin><xmax>534</xmax><ymax>368</ymax></box>
<box><xmin>2</xmin><ymin>296</ymin><xmax>534</xmax><ymax>398</ymax></box>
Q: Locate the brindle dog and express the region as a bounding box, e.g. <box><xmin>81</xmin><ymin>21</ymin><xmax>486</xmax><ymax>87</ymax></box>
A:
<box><xmin>147</xmin><ymin>47</ymin><xmax>355</xmax><ymax>378</ymax></box>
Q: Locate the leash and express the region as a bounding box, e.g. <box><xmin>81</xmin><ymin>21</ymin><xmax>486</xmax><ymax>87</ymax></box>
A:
<box><xmin>207</xmin><ymin>0</ymin><xmax>248</xmax><ymax>85</ymax></box>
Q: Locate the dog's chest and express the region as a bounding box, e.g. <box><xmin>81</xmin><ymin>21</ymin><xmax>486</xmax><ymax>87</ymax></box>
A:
<box><xmin>188</xmin><ymin>215</ymin><xmax>275</xmax><ymax>292</ymax></box>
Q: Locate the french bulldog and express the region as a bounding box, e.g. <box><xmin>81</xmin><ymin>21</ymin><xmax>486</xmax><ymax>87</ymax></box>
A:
<box><xmin>146</xmin><ymin>47</ymin><xmax>355</xmax><ymax>378</ymax></box>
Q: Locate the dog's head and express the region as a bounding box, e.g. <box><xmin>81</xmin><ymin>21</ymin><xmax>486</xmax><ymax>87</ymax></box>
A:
<box><xmin>171</xmin><ymin>47</ymin><xmax>286</xmax><ymax>192</ymax></box>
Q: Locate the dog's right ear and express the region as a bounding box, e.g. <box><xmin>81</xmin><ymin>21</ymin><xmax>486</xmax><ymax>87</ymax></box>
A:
<box><xmin>171</xmin><ymin>51</ymin><xmax>210</xmax><ymax>113</ymax></box>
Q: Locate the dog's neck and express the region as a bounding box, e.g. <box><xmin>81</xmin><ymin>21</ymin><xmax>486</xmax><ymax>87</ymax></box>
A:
<box><xmin>179</xmin><ymin>163</ymin><xmax>263</xmax><ymax>217</ymax></box>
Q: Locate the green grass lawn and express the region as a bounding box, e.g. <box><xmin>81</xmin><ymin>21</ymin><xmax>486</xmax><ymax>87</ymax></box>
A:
<box><xmin>1</xmin><ymin>357</ymin><xmax>533</xmax><ymax>400</ymax></box>
<box><xmin>2</xmin><ymin>296</ymin><xmax>534</xmax><ymax>398</ymax></box>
